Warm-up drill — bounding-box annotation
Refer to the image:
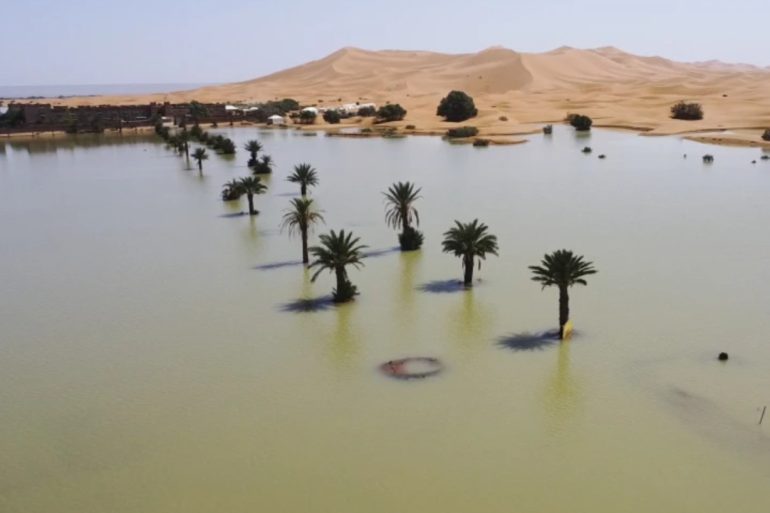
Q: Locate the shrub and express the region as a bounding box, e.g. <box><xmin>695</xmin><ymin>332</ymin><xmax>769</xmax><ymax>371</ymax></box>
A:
<box><xmin>357</xmin><ymin>106</ymin><xmax>376</xmax><ymax>117</ymax></box>
<box><xmin>499</xmin><ymin>116</ymin><xmax>508</xmax><ymax>122</ymax></box>
<box><xmin>446</xmin><ymin>126</ymin><xmax>479</xmax><ymax>138</ymax></box>
<box><xmin>473</xmin><ymin>139</ymin><xmax>490</xmax><ymax>147</ymax></box>
<box><xmin>189</xmin><ymin>124</ymin><xmax>203</xmax><ymax>139</ymax></box>
<box><xmin>323</xmin><ymin>110</ymin><xmax>341</xmax><ymax>124</ymax></box>
<box><xmin>568</xmin><ymin>114</ymin><xmax>593</xmax><ymax>131</ymax></box>
<box><xmin>216</xmin><ymin>138</ymin><xmax>236</xmax><ymax>154</ymax></box>
<box><xmin>762</xmin><ymin>129</ymin><xmax>770</xmax><ymax>141</ymax></box>
<box><xmin>405</xmin><ymin>125</ymin><xmax>416</xmax><ymax>130</ymax></box>
<box><xmin>671</xmin><ymin>101</ymin><xmax>703</xmax><ymax>120</ymax></box>
<box><xmin>299</xmin><ymin>110</ymin><xmax>317</xmax><ymax>125</ymax></box>
<box><xmin>703</xmin><ymin>154</ymin><xmax>714</xmax><ymax>163</ymax></box>
<box><xmin>543</xmin><ymin>124</ymin><xmax>553</xmax><ymax>135</ymax></box>
<box><xmin>582</xmin><ymin>146</ymin><xmax>592</xmax><ymax>154</ymax></box>
<box><xmin>376</xmin><ymin>104</ymin><xmax>407</xmax><ymax>122</ymax></box>
<box><xmin>398</xmin><ymin>227</ymin><xmax>424</xmax><ymax>251</ymax></box>
<box><xmin>436</xmin><ymin>90</ymin><xmax>478</xmax><ymax>122</ymax></box>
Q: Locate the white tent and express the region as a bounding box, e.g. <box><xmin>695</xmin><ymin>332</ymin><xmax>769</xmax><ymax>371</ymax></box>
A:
<box><xmin>267</xmin><ymin>115</ymin><xmax>285</xmax><ymax>125</ymax></box>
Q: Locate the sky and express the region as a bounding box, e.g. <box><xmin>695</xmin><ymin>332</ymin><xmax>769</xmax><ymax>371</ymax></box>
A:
<box><xmin>2</xmin><ymin>0</ymin><xmax>768</xmax><ymax>86</ymax></box>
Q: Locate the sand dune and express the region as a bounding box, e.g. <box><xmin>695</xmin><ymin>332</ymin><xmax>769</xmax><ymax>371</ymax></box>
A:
<box><xmin>38</xmin><ymin>46</ymin><xmax>770</xmax><ymax>145</ymax></box>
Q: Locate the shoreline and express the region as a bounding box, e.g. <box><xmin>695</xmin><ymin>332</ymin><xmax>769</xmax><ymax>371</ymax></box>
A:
<box><xmin>3</xmin><ymin>119</ymin><xmax>769</xmax><ymax>150</ymax></box>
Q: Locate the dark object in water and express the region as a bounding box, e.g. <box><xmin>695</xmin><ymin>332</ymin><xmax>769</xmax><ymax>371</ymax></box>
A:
<box><xmin>598</xmin><ymin>154</ymin><xmax>606</xmax><ymax>159</ymax></box>
<box><xmin>543</xmin><ymin>124</ymin><xmax>553</xmax><ymax>135</ymax></box>
<box><xmin>718</xmin><ymin>352</ymin><xmax>729</xmax><ymax>361</ymax></box>
<box><xmin>703</xmin><ymin>154</ymin><xmax>714</xmax><ymax>163</ymax></box>
<box><xmin>761</xmin><ymin>155</ymin><xmax>770</xmax><ymax>160</ymax></box>
<box><xmin>582</xmin><ymin>146</ymin><xmax>592</xmax><ymax>154</ymax></box>
<box><xmin>752</xmin><ymin>160</ymin><xmax>757</xmax><ymax>164</ymax></box>
<box><xmin>380</xmin><ymin>357</ymin><xmax>443</xmax><ymax>380</ymax></box>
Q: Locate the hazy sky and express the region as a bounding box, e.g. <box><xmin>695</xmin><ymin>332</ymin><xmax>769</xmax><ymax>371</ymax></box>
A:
<box><xmin>2</xmin><ymin>0</ymin><xmax>767</xmax><ymax>85</ymax></box>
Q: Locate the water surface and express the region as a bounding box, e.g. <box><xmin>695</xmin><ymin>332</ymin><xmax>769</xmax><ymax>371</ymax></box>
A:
<box><xmin>1</xmin><ymin>127</ymin><xmax>770</xmax><ymax>512</ymax></box>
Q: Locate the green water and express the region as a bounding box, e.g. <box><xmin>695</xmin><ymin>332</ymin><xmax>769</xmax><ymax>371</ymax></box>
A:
<box><xmin>1</xmin><ymin>128</ymin><xmax>770</xmax><ymax>512</ymax></box>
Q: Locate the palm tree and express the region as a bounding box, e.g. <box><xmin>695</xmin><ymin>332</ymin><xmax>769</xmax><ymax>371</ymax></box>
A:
<box><xmin>441</xmin><ymin>219</ymin><xmax>499</xmax><ymax>287</ymax></box>
<box><xmin>221</xmin><ymin>179</ymin><xmax>242</xmax><ymax>201</ymax></box>
<box><xmin>384</xmin><ymin>181</ymin><xmax>423</xmax><ymax>250</ymax></box>
<box><xmin>192</xmin><ymin>147</ymin><xmax>208</xmax><ymax>172</ymax></box>
<box><xmin>309</xmin><ymin>230</ymin><xmax>367</xmax><ymax>303</ymax></box>
<box><xmin>178</xmin><ymin>129</ymin><xmax>190</xmax><ymax>159</ymax></box>
<box><xmin>237</xmin><ymin>176</ymin><xmax>267</xmax><ymax>216</ymax></box>
<box><xmin>252</xmin><ymin>154</ymin><xmax>274</xmax><ymax>175</ymax></box>
<box><xmin>287</xmin><ymin>163</ymin><xmax>319</xmax><ymax>196</ymax></box>
<box><xmin>280</xmin><ymin>198</ymin><xmax>325</xmax><ymax>264</ymax></box>
<box><xmin>245</xmin><ymin>140</ymin><xmax>262</xmax><ymax>167</ymax></box>
<box><xmin>529</xmin><ymin>250</ymin><xmax>597</xmax><ymax>340</ymax></box>
<box><xmin>188</xmin><ymin>100</ymin><xmax>208</xmax><ymax>127</ymax></box>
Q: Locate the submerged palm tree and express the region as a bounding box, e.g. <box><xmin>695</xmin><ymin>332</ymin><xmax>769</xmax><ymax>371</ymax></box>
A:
<box><xmin>281</xmin><ymin>198</ymin><xmax>325</xmax><ymax>264</ymax></box>
<box><xmin>529</xmin><ymin>250</ymin><xmax>597</xmax><ymax>340</ymax></box>
<box><xmin>244</xmin><ymin>140</ymin><xmax>263</xmax><ymax>167</ymax></box>
<box><xmin>252</xmin><ymin>154</ymin><xmax>274</xmax><ymax>175</ymax></box>
<box><xmin>178</xmin><ymin>129</ymin><xmax>190</xmax><ymax>159</ymax></box>
<box><xmin>192</xmin><ymin>147</ymin><xmax>208</xmax><ymax>172</ymax></box>
<box><xmin>221</xmin><ymin>178</ymin><xmax>242</xmax><ymax>201</ymax></box>
<box><xmin>384</xmin><ymin>181</ymin><xmax>423</xmax><ymax>251</ymax></box>
<box><xmin>309</xmin><ymin>230</ymin><xmax>367</xmax><ymax>303</ymax></box>
<box><xmin>441</xmin><ymin>219</ymin><xmax>499</xmax><ymax>287</ymax></box>
<box><xmin>237</xmin><ymin>176</ymin><xmax>267</xmax><ymax>216</ymax></box>
<box><xmin>287</xmin><ymin>163</ymin><xmax>319</xmax><ymax>196</ymax></box>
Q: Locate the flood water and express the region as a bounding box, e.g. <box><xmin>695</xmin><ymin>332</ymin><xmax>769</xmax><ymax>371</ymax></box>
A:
<box><xmin>1</xmin><ymin>127</ymin><xmax>770</xmax><ymax>512</ymax></box>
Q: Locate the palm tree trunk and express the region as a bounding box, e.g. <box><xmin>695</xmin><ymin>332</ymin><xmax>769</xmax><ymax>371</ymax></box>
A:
<box><xmin>301</xmin><ymin>184</ymin><xmax>307</xmax><ymax>196</ymax></box>
<box><xmin>247</xmin><ymin>194</ymin><xmax>256</xmax><ymax>216</ymax></box>
<box><xmin>463</xmin><ymin>255</ymin><xmax>474</xmax><ymax>287</ymax></box>
<box><xmin>334</xmin><ymin>266</ymin><xmax>349</xmax><ymax>302</ymax></box>
<box><xmin>197</xmin><ymin>160</ymin><xmax>202</xmax><ymax>172</ymax></box>
<box><xmin>301</xmin><ymin>227</ymin><xmax>309</xmax><ymax>264</ymax></box>
<box><xmin>559</xmin><ymin>286</ymin><xmax>570</xmax><ymax>340</ymax></box>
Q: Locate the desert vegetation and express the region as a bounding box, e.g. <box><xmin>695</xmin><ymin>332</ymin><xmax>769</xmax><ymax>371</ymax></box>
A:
<box><xmin>446</xmin><ymin>126</ymin><xmax>479</xmax><ymax>138</ymax></box>
<box><xmin>323</xmin><ymin>110</ymin><xmax>341</xmax><ymax>124</ymax></box>
<box><xmin>671</xmin><ymin>101</ymin><xmax>704</xmax><ymax>120</ymax></box>
<box><xmin>567</xmin><ymin>114</ymin><xmax>593</xmax><ymax>131</ymax></box>
<box><xmin>376</xmin><ymin>104</ymin><xmax>407</xmax><ymax>122</ymax></box>
<box><xmin>437</xmin><ymin>90</ymin><xmax>478</xmax><ymax>122</ymax></box>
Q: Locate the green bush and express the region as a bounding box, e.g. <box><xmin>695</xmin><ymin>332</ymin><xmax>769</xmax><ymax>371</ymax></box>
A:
<box><xmin>543</xmin><ymin>124</ymin><xmax>553</xmax><ymax>135</ymax></box>
<box><xmin>398</xmin><ymin>227</ymin><xmax>424</xmax><ymax>251</ymax></box>
<box><xmin>405</xmin><ymin>124</ymin><xmax>416</xmax><ymax>130</ymax></box>
<box><xmin>568</xmin><ymin>114</ymin><xmax>593</xmax><ymax>131</ymax></box>
<box><xmin>323</xmin><ymin>110</ymin><xmax>341</xmax><ymax>124</ymax></box>
<box><xmin>762</xmin><ymin>129</ymin><xmax>770</xmax><ymax>141</ymax></box>
<box><xmin>473</xmin><ymin>138</ymin><xmax>490</xmax><ymax>147</ymax></box>
<box><xmin>437</xmin><ymin>90</ymin><xmax>478</xmax><ymax>122</ymax></box>
<box><xmin>299</xmin><ymin>110</ymin><xmax>317</xmax><ymax>124</ymax></box>
<box><xmin>376</xmin><ymin>104</ymin><xmax>407</xmax><ymax>122</ymax></box>
<box><xmin>671</xmin><ymin>101</ymin><xmax>703</xmax><ymax>120</ymax></box>
<box><xmin>446</xmin><ymin>126</ymin><xmax>479</xmax><ymax>138</ymax></box>
<box><xmin>357</xmin><ymin>106</ymin><xmax>376</xmax><ymax>117</ymax></box>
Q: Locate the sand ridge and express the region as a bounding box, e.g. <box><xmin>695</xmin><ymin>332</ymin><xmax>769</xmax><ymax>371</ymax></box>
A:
<box><xmin>28</xmin><ymin>46</ymin><xmax>770</xmax><ymax>145</ymax></box>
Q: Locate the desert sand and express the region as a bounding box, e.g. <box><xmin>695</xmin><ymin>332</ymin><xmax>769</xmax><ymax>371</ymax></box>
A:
<box><xmin>24</xmin><ymin>46</ymin><xmax>770</xmax><ymax>146</ymax></box>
